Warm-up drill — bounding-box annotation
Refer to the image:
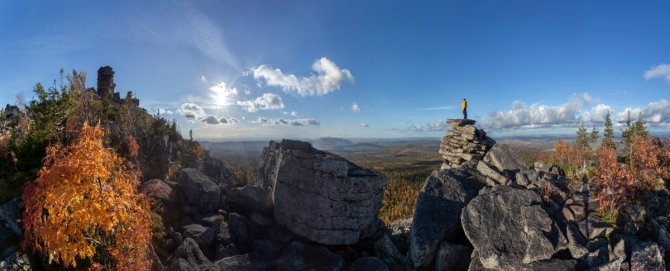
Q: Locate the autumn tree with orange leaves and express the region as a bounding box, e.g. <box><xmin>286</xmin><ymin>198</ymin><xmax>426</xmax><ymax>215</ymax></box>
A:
<box><xmin>22</xmin><ymin>121</ymin><xmax>153</xmax><ymax>270</ymax></box>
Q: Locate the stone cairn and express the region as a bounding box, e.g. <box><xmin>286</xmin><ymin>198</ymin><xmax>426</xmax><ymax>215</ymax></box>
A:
<box><xmin>439</xmin><ymin>119</ymin><xmax>496</xmax><ymax>170</ymax></box>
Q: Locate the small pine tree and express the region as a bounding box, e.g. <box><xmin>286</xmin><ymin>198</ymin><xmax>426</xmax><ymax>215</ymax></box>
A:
<box><xmin>602</xmin><ymin>111</ymin><xmax>615</xmax><ymax>149</ymax></box>
<box><xmin>575</xmin><ymin>122</ymin><xmax>590</xmax><ymax>151</ymax></box>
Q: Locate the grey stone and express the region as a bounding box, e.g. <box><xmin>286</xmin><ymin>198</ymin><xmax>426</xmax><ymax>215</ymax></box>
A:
<box><xmin>228</xmin><ymin>213</ymin><xmax>250</xmax><ymax>244</ymax></box>
<box><xmin>167</xmin><ymin>238</ymin><xmax>218</xmax><ymax>271</ymax></box>
<box><xmin>585</xmin><ymin>258</ymin><xmax>623</xmax><ymax>271</ymax></box>
<box><xmin>461</xmin><ymin>186</ymin><xmax>566</xmax><ymax>270</ymax></box>
<box><xmin>476</xmin><ymin>161</ymin><xmax>508</xmax><ymax>185</ymax></box>
<box><xmin>578</xmin><ymin>214</ymin><xmax>614</xmax><ymax>240</ymax></box>
<box><xmin>515</xmin><ymin>169</ymin><xmax>538</xmax><ymax>187</ymax></box>
<box><xmin>259</xmin><ymin>139</ymin><xmax>386</xmax><ymax>245</ymax></box>
<box><xmin>435</xmin><ymin>241</ymin><xmax>472</xmax><ymax>271</ymax></box>
<box><xmin>630</xmin><ymin>241</ymin><xmax>665</xmax><ymax>271</ymax></box>
<box><xmin>612</xmin><ymin>239</ymin><xmax>626</xmax><ymax>261</ymax></box>
<box><xmin>483</xmin><ymin>143</ymin><xmax>527</xmax><ymax>174</ymax></box>
<box><xmin>623</xmin><ymin>204</ymin><xmax>646</xmax><ymax>223</ymax></box>
<box><xmin>586</xmin><ymin>244</ymin><xmax>609</xmax><ymax>268</ymax></box>
<box><xmin>566</xmin><ymin>222</ymin><xmax>588</xmax><ymax>259</ymax></box>
<box><xmin>145</xmin><ymin>179</ymin><xmax>173</xmax><ymax>201</ymax></box>
<box><xmin>251</xmin><ymin>239</ymin><xmax>283</xmax><ymax>266</ymax></box>
<box><xmin>249</xmin><ymin>211</ymin><xmax>269</xmax><ymax>226</ymax></box>
<box><xmin>346</xmin><ymin>257</ymin><xmax>389</xmax><ymax>271</ymax></box>
<box><xmin>182</xmin><ymin>222</ymin><xmax>218</xmax><ymax>247</ymax></box>
<box><xmin>278</xmin><ymin>241</ymin><xmax>344</xmax><ymax>271</ymax></box>
<box><xmin>0</xmin><ymin>250</ymin><xmax>31</xmax><ymax>271</ymax></box>
<box><xmin>374</xmin><ymin>234</ymin><xmax>403</xmax><ymax>267</ymax></box>
<box><xmin>562</xmin><ymin>206</ymin><xmax>575</xmax><ymax>222</ymax></box>
<box><xmin>446</xmin><ymin>118</ymin><xmax>476</xmax><ymax>126</ymax></box>
<box><xmin>227</xmin><ymin>185</ymin><xmax>272</xmax><ymax>213</ymax></box>
<box><xmin>178</xmin><ymin>168</ymin><xmax>221</xmax><ymax>215</ymax></box>
<box><xmin>214</xmin><ymin>254</ymin><xmax>265</xmax><ymax>271</ymax></box>
<box><xmin>650</xmin><ymin>219</ymin><xmax>670</xmax><ymax>258</ymax></box>
<box><xmin>409</xmin><ymin>162</ymin><xmax>486</xmax><ymax>268</ymax></box>
<box><xmin>567</xmin><ymin>204</ymin><xmax>586</xmax><ymax>222</ymax></box>
<box><xmin>523</xmin><ymin>258</ymin><xmax>578</xmax><ymax>271</ymax></box>
<box><xmin>0</xmin><ymin>197</ymin><xmax>22</xmax><ymax>237</ymax></box>
<box><xmin>387</xmin><ymin>218</ymin><xmax>412</xmax><ymax>238</ymax></box>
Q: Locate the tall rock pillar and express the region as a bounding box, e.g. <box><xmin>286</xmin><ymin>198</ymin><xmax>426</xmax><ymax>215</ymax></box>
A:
<box><xmin>439</xmin><ymin>119</ymin><xmax>496</xmax><ymax>169</ymax></box>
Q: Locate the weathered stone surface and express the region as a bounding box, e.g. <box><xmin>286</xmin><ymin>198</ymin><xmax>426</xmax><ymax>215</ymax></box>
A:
<box><xmin>182</xmin><ymin>221</ymin><xmax>218</xmax><ymax>247</ymax></box>
<box><xmin>578</xmin><ymin>214</ymin><xmax>614</xmax><ymax>240</ymax></box>
<box><xmin>650</xmin><ymin>219</ymin><xmax>670</xmax><ymax>255</ymax></box>
<box><xmin>585</xmin><ymin>258</ymin><xmax>623</xmax><ymax>271</ymax></box>
<box><xmin>374</xmin><ymin>234</ymin><xmax>403</xmax><ymax>269</ymax></box>
<box><xmin>387</xmin><ymin>218</ymin><xmax>412</xmax><ymax>238</ymax></box>
<box><xmin>566</xmin><ymin>222</ymin><xmax>588</xmax><ymax>259</ymax></box>
<box><xmin>435</xmin><ymin>241</ymin><xmax>472</xmax><ymax>271</ymax></box>
<box><xmin>184</xmin><ymin>151</ymin><xmax>234</xmax><ymax>189</ymax></box>
<box><xmin>228</xmin><ymin>213</ymin><xmax>250</xmax><ymax>245</ymax></box>
<box><xmin>483</xmin><ymin>143</ymin><xmax>527</xmax><ymax>174</ymax></box>
<box><xmin>258</xmin><ymin>139</ymin><xmax>386</xmax><ymax>245</ymax></box>
<box><xmin>248</xmin><ymin>211</ymin><xmax>269</xmax><ymax>226</ymax></box>
<box><xmin>278</xmin><ymin>241</ymin><xmax>344</xmax><ymax>271</ymax></box>
<box><xmin>524</xmin><ymin>258</ymin><xmax>579</xmax><ymax>271</ymax></box>
<box><xmin>515</xmin><ymin>169</ymin><xmax>538</xmax><ymax>187</ymax></box>
<box><xmin>630</xmin><ymin>241</ymin><xmax>665</xmax><ymax>271</ymax></box>
<box><xmin>347</xmin><ymin>257</ymin><xmax>390</xmax><ymax>271</ymax></box>
<box><xmin>446</xmin><ymin>118</ymin><xmax>476</xmax><ymax>126</ymax></box>
<box><xmin>214</xmin><ymin>254</ymin><xmax>265</xmax><ymax>271</ymax></box>
<box><xmin>461</xmin><ymin>186</ymin><xmax>566</xmax><ymax>270</ymax></box>
<box><xmin>409</xmin><ymin>161</ymin><xmax>486</xmax><ymax>268</ymax></box>
<box><xmin>145</xmin><ymin>179</ymin><xmax>173</xmax><ymax>201</ymax></box>
<box><xmin>586</xmin><ymin>244</ymin><xmax>609</xmax><ymax>268</ymax></box>
<box><xmin>0</xmin><ymin>249</ymin><xmax>31</xmax><ymax>271</ymax></box>
<box><xmin>251</xmin><ymin>239</ymin><xmax>283</xmax><ymax>267</ymax></box>
<box><xmin>167</xmin><ymin>238</ymin><xmax>218</xmax><ymax>271</ymax></box>
<box><xmin>227</xmin><ymin>185</ymin><xmax>271</xmax><ymax>213</ymax></box>
<box><xmin>178</xmin><ymin>168</ymin><xmax>221</xmax><ymax>215</ymax></box>
<box><xmin>476</xmin><ymin>161</ymin><xmax>507</xmax><ymax>185</ymax></box>
<box><xmin>0</xmin><ymin>197</ymin><xmax>22</xmax><ymax>237</ymax></box>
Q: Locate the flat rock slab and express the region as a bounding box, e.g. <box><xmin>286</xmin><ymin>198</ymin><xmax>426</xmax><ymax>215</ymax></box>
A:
<box><xmin>483</xmin><ymin>143</ymin><xmax>527</xmax><ymax>174</ymax></box>
<box><xmin>461</xmin><ymin>186</ymin><xmax>567</xmax><ymax>270</ymax></box>
<box><xmin>409</xmin><ymin>160</ymin><xmax>486</xmax><ymax>268</ymax></box>
<box><xmin>446</xmin><ymin>119</ymin><xmax>476</xmax><ymax>126</ymax></box>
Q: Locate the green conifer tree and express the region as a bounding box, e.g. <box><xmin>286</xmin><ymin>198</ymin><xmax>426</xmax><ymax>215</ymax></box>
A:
<box><xmin>602</xmin><ymin>111</ymin><xmax>615</xmax><ymax>149</ymax></box>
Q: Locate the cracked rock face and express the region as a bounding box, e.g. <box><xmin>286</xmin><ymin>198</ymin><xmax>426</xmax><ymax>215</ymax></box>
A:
<box><xmin>259</xmin><ymin>139</ymin><xmax>387</xmax><ymax>245</ymax></box>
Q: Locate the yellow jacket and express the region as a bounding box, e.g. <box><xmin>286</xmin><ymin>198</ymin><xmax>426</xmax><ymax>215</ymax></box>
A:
<box><xmin>462</xmin><ymin>100</ymin><xmax>467</xmax><ymax>110</ymax></box>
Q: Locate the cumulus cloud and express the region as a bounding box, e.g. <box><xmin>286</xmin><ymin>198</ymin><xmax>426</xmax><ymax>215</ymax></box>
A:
<box><xmin>387</xmin><ymin>119</ymin><xmax>450</xmax><ymax>133</ymax></box>
<box><xmin>360</xmin><ymin>121</ymin><xmax>369</xmax><ymax>127</ymax></box>
<box><xmin>251</xmin><ymin>117</ymin><xmax>320</xmax><ymax>126</ymax></box>
<box><xmin>252</xmin><ymin>57</ymin><xmax>355</xmax><ymax>97</ymax></box>
<box><xmin>581</xmin><ymin>104</ymin><xmax>614</xmax><ymax>123</ymax></box>
<box><xmin>178</xmin><ymin>102</ymin><xmax>207</xmax><ymax>119</ymax></box>
<box><xmin>229</xmin><ymin>117</ymin><xmax>240</xmax><ymax>124</ymax></box>
<box><xmin>291</xmin><ymin>111</ymin><xmax>300</xmax><ymax>117</ymax></box>
<box><xmin>201</xmin><ymin>115</ymin><xmax>220</xmax><ymax>124</ymax></box>
<box><xmin>615</xmin><ymin>99</ymin><xmax>670</xmax><ymax>124</ymax></box>
<box><xmin>201</xmin><ymin>76</ymin><xmax>206</xmax><ymax>82</ymax></box>
<box><xmin>480</xmin><ymin>94</ymin><xmax>590</xmax><ymax>129</ymax></box>
<box><xmin>210</xmin><ymin>81</ymin><xmax>238</xmax><ymax>105</ymax></box>
<box><xmin>644</xmin><ymin>64</ymin><xmax>670</xmax><ymax>85</ymax></box>
<box><xmin>237</xmin><ymin>93</ymin><xmax>285</xmax><ymax>112</ymax></box>
<box><xmin>352</xmin><ymin>102</ymin><xmax>360</xmax><ymax>113</ymax></box>
<box><xmin>219</xmin><ymin>117</ymin><xmax>228</xmax><ymax>124</ymax></box>
<box><xmin>157</xmin><ymin>108</ymin><xmax>173</xmax><ymax>115</ymax></box>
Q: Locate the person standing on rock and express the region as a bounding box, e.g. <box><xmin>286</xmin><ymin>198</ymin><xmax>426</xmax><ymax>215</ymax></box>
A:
<box><xmin>462</xmin><ymin>98</ymin><xmax>468</xmax><ymax>119</ymax></box>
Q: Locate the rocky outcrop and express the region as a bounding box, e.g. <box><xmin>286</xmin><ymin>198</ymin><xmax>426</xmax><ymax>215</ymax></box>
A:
<box><xmin>258</xmin><ymin>139</ymin><xmax>386</xmax><ymax>245</ymax></box>
<box><xmin>278</xmin><ymin>241</ymin><xmax>344</xmax><ymax>271</ymax></box>
<box><xmin>178</xmin><ymin>168</ymin><xmax>221</xmax><ymax>215</ymax></box>
<box><xmin>461</xmin><ymin>186</ymin><xmax>567</xmax><ymax>269</ymax></box>
<box><xmin>483</xmin><ymin>143</ymin><xmax>528</xmax><ymax>174</ymax></box>
<box><xmin>408</xmin><ymin>160</ymin><xmax>486</xmax><ymax>268</ymax></box>
<box><xmin>439</xmin><ymin>119</ymin><xmax>495</xmax><ymax>170</ymax></box>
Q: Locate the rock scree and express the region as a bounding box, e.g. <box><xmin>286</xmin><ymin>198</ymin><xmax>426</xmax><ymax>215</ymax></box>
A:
<box><xmin>258</xmin><ymin>139</ymin><xmax>387</xmax><ymax>245</ymax></box>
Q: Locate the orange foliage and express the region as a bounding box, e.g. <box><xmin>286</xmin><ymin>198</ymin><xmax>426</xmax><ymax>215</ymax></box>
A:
<box><xmin>22</xmin><ymin>121</ymin><xmax>153</xmax><ymax>270</ymax></box>
<box><xmin>594</xmin><ymin>146</ymin><xmax>634</xmax><ymax>217</ymax></box>
<box><xmin>551</xmin><ymin>139</ymin><xmax>585</xmax><ymax>176</ymax></box>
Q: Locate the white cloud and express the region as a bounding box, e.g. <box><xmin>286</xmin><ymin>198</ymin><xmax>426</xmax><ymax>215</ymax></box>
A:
<box><xmin>229</xmin><ymin>117</ymin><xmax>240</xmax><ymax>124</ymax></box>
<box><xmin>387</xmin><ymin>119</ymin><xmax>450</xmax><ymax>133</ymax></box>
<box><xmin>219</xmin><ymin>117</ymin><xmax>228</xmax><ymax>124</ymax></box>
<box><xmin>210</xmin><ymin>81</ymin><xmax>238</xmax><ymax>105</ymax></box>
<box><xmin>644</xmin><ymin>64</ymin><xmax>670</xmax><ymax>85</ymax></box>
<box><xmin>237</xmin><ymin>93</ymin><xmax>285</xmax><ymax>112</ymax></box>
<box><xmin>201</xmin><ymin>115</ymin><xmax>220</xmax><ymax>124</ymax></box>
<box><xmin>360</xmin><ymin>121</ymin><xmax>369</xmax><ymax>127</ymax></box>
<box><xmin>157</xmin><ymin>108</ymin><xmax>173</xmax><ymax>115</ymax></box>
<box><xmin>480</xmin><ymin>94</ymin><xmax>589</xmax><ymax>129</ymax></box>
<box><xmin>352</xmin><ymin>102</ymin><xmax>360</xmax><ymax>113</ymax></box>
<box><xmin>581</xmin><ymin>104</ymin><xmax>614</xmax><ymax>123</ymax></box>
<box><xmin>252</xmin><ymin>57</ymin><xmax>354</xmax><ymax>97</ymax></box>
<box><xmin>178</xmin><ymin>102</ymin><xmax>206</xmax><ymax>119</ymax></box>
<box><xmin>615</xmin><ymin>99</ymin><xmax>670</xmax><ymax>124</ymax></box>
<box><xmin>201</xmin><ymin>76</ymin><xmax>206</xmax><ymax>82</ymax></box>
<box><xmin>252</xmin><ymin>117</ymin><xmax>320</xmax><ymax>126</ymax></box>
<box><xmin>291</xmin><ymin>111</ymin><xmax>300</xmax><ymax>117</ymax></box>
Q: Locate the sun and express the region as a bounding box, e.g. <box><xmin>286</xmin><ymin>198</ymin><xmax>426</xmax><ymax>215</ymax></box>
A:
<box><xmin>210</xmin><ymin>82</ymin><xmax>237</xmax><ymax>106</ymax></box>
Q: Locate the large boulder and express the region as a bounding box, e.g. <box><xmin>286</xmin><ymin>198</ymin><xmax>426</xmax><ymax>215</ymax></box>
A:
<box><xmin>278</xmin><ymin>241</ymin><xmax>344</xmax><ymax>271</ymax></box>
<box><xmin>167</xmin><ymin>238</ymin><xmax>218</xmax><ymax>271</ymax></box>
<box><xmin>483</xmin><ymin>143</ymin><xmax>527</xmax><ymax>175</ymax></box>
<box><xmin>630</xmin><ymin>241</ymin><xmax>665</xmax><ymax>271</ymax></box>
<box><xmin>435</xmin><ymin>241</ymin><xmax>472</xmax><ymax>271</ymax></box>
<box><xmin>0</xmin><ymin>197</ymin><xmax>22</xmax><ymax>237</ymax></box>
<box><xmin>461</xmin><ymin>186</ymin><xmax>567</xmax><ymax>270</ymax></box>
<box><xmin>258</xmin><ymin>139</ymin><xmax>386</xmax><ymax>245</ymax></box>
<box><xmin>408</xmin><ymin>160</ymin><xmax>486</xmax><ymax>268</ymax></box>
<box><xmin>227</xmin><ymin>185</ymin><xmax>272</xmax><ymax>214</ymax></box>
<box><xmin>178</xmin><ymin>168</ymin><xmax>221</xmax><ymax>215</ymax></box>
<box><xmin>347</xmin><ymin>257</ymin><xmax>390</xmax><ymax>271</ymax></box>
<box><xmin>214</xmin><ymin>254</ymin><xmax>265</xmax><ymax>271</ymax></box>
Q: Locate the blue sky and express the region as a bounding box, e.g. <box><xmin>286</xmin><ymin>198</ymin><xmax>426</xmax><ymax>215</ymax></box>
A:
<box><xmin>1</xmin><ymin>1</ymin><xmax>669</xmax><ymax>140</ymax></box>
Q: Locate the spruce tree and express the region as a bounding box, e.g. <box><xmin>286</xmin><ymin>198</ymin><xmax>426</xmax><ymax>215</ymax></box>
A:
<box><xmin>575</xmin><ymin>121</ymin><xmax>590</xmax><ymax>150</ymax></box>
<box><xmin>602</xmin><ymin>111</ymin><xmax>615</xmax><ymax>149</ymax></box>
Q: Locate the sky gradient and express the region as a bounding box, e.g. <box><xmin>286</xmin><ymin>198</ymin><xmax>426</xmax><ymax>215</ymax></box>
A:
<box><xmin>1</xmin><ymin>1</ymin><xmax>669</xmax><ymax>140</ymax></box>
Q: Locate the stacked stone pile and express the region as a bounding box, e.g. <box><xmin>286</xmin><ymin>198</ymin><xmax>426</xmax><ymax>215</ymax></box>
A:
<box><xmin>439</xmin><ymin>118</ymin><xmax>496</xmax><ymax>170</ymax></box>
